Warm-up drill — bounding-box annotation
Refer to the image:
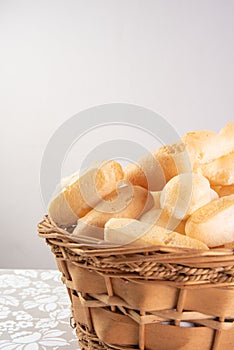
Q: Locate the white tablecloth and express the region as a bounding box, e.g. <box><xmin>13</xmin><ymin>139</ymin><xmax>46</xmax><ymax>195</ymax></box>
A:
<box><xmin>0</xmin><ymin>269</ymin><xmax>78</xmax><ymax>349</ymax></box>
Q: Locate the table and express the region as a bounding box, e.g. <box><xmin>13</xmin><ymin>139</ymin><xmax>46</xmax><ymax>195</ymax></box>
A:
<box><xmin>0</xmin><ymin>269</ymin><xmax>78</xmax><ymax>349</ymax></box>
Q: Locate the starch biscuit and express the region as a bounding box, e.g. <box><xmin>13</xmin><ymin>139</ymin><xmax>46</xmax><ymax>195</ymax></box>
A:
<box><xmin>160</xmin><ymin>173</ymin><xmax>212</xmax><ymax>220</ymax></box>
<box><xmin>139</xmin><ymin>208</ymin><xmax>186</xmax><ymax>234</ymax></box>
<box><xmin>200</xmin><ymin>152</ymin><xmax>234</xmax><ymax>186</ymax></box>
<box><xmin>104</xmin><ymin>218</ymin><xmax>208</xmax><ymax>249</ymax></box>
<box><xmin>72</xmin><ymin>184</ymin><xmax>154</xmax><ymax>237</ymax></box>
<box><xmin>185</xmin><ymin>195</ymin><xmax>234</xmax><ymax>247</ymax></box>
<box><xmin>48</xmin><ymin>160</ymin><xmax>124</xmax><ymax>226</ymax></box>
<box><xmin>181</xmin><ymin>130</ymin><xmax>218</xmax><ymax>168</ymax></box>
<box><xmin>124</xmin><ymin>142</ymin><xmax>191</xmax><ymax>191</ymax></box>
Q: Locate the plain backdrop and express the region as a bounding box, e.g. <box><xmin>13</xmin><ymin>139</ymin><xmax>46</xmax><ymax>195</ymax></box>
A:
<box><xmin>0</xmin><ymin>0</ymin><xmax>234</xmax><ymax>269</ymax></box>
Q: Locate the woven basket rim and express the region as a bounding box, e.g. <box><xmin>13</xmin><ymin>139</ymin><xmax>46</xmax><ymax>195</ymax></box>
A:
<box><xmin>38</xmin><ymin>215</ymin><xmax>234</xmax><ymax>255</ymax></box>
<box><xmin>38</xmin><ymin>215</ymin><xmax>234</xmax><ymax>285</ymax></box>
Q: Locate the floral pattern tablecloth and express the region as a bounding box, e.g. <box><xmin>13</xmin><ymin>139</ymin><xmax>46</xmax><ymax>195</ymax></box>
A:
<box><xmin>0</xmin><ymin>269</ymin><xmax>78</xmax><ymax>349</ymax></box>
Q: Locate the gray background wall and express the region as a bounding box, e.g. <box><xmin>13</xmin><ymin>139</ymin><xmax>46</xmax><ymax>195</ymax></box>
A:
<box><xmin>1</xmin><ymin>0</ymin><xmax>234</xmax><ymax>269</ymax></box>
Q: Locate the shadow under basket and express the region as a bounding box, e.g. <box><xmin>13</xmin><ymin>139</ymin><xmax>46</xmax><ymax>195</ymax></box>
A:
<box><xmin>38</xmin><ymin>216</ymin><xmax>234</xmax><ymax>350</ymax></box>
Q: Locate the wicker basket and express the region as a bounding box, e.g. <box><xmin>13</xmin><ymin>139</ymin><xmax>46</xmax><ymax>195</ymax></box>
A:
<box><xmin>38</xmin><ymin>215</ymin><xmax>234</xmax><ymax>350</ymax></box>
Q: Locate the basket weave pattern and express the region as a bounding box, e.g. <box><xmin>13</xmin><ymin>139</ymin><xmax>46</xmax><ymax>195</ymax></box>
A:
<box><xmin>38</xmin><ymin>216</ymin><xmax>234</xmax><ymax>350</ymax></box>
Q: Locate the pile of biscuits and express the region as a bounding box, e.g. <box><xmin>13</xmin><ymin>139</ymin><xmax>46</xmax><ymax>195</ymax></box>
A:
<box><xmin>48</xmin><ymin>122</ymin><xmax>234</xmax><ymax>250</ymax></box>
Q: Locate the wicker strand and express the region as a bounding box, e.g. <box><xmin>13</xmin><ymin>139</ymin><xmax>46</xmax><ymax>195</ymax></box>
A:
<box><xmin>212</xmin><ymin>317</ymin><xmax>225</xmax><ymax>350</ymax></box>
<box><xmin>104</xmin><ymin>276</ymin><xmax>116</xmax><ymax>312</ymax></box>
<box><xmin>139</xmin><ymin>310</ymin><xmax>145</xmax><ymax>350</ymax></box>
